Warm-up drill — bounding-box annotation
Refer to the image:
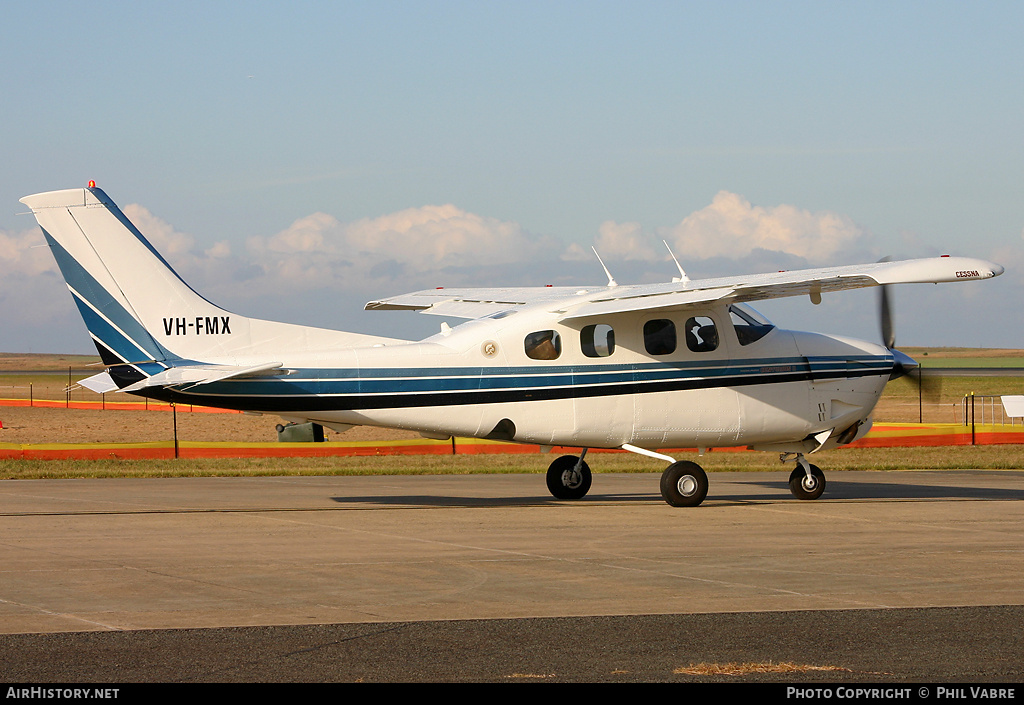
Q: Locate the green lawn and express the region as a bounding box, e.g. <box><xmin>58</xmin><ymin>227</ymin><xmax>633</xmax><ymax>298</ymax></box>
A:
<box><xmin>3</xmin><ymin>444</ymin><xmax>1024</xmax><ymax>480</ymax></box>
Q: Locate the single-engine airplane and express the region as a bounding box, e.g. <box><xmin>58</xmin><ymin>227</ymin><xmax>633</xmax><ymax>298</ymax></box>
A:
<box><xmin>20</xmin><ymin>185</ymin><xmax>1003</xmax><ymax>506</ymax></box>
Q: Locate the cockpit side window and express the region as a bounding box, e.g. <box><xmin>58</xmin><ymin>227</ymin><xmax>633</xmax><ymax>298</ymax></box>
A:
<box><xmin>581</xmin><ymin>324</ymin><xmax>615</xmax><ymax>358</ymax></box>
<box><xmin>525</xmin><ymin>330</ymin><xmax>562</xmax><ymax>360</ymax></box>
<box><xmin>729</xmin><ymin>304</ymin><xmax>775</xmax><ymax>346</ymax></box>
<box><xmin>685</xmin><ymin>316</ymin><xmax>719</xmax><ymax>353</ymax></box>
<box><xmin>643</xmin><ymin>319</ymin><xmax>676</xmax><ymax>355</ymax></box>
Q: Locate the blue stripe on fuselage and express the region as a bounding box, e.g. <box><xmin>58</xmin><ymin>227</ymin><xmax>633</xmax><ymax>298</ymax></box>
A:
<box><xmin>146</xmin><ymin>354</ymin><xmax>892</xmax><ymax>411</ymax></box>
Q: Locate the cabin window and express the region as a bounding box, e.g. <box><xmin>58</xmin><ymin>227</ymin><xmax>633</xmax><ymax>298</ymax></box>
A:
<box><xmin>581</xmin><ymin>324</ymin><xmax>615</xmax><ymax>358</ymax></box>
<box><xmin>729</xmin><ymin>304</ymin><xmax>775</xmax><ymax>346</ymax></box>
<box><xmin>685</xmin><ymin>316</ymin><xmax>719</xmax><ymax>352</ymax></box>
<box><xmin>643</xmin><ymin>319</ymin><xmax>676</xmax><ymax>355</ymax></box>
<box><xmin>525</xmin><ymin>330</ymin><xmax>562</xmax><ymax>360</ymax></box>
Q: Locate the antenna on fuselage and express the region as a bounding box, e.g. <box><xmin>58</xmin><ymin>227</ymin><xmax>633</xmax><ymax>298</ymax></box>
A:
<box><xmin>592</xmin><ymin>247</ymin><xmax>618</xmax><ymax>287</ymax></box>
<box><xmin>663</xmin><ymin>240</ymin><xmax>689</xmax><ymax>284</ymax></box>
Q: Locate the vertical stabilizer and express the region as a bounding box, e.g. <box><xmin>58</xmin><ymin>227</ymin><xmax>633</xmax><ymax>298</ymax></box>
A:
<box><xmin>21</xmin><ymin>186</ymin><xmax>403</xmax><ymax>386</ymax></box>
<box><xmin>21</xmin><ymin>187</ymin><xmax>181</xmax><ymax>373</ymax></box>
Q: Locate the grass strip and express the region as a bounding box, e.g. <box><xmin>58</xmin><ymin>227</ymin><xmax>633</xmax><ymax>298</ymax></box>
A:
<box><xmin>1</xmin><ymin>445</ymin><xmax>1022</xmax><ymax>480</ymax></box>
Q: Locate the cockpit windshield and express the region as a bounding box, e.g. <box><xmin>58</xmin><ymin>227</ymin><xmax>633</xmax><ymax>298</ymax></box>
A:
<box><xmin>729</xmin><ymin>303</ymin><xmax>775</xmax><ymax>345</ymax></box>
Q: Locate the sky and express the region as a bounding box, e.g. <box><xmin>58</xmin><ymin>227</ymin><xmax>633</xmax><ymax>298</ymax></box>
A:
<box><xmin>2</xmin><ymin>1</ymin><xmax>1022</xmax><ymax>354</ymax></box>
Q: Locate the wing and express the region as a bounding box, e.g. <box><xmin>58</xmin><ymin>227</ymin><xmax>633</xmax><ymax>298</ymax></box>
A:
<box><xmin>365</xmin><ymin>285</ymin><xmax>588</xmax><ymax>318</ymax></box>
<box><xmin>365</xmin><ymin>256</ymin><xmax>1003</xmax><ymax>321</ymax></box>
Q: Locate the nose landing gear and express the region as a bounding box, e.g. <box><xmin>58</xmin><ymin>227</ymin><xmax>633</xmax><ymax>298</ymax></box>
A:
<box><xmin>786</xmin><ymin>453</ymin><xmax>826</xmax><ymax>500</ymax></box>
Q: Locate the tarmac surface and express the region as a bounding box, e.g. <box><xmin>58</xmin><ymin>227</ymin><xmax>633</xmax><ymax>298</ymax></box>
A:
<box><xmin>1</xmin><ymin>470</ymin><xmax>1022</xmax><ymax>683</ymax></box>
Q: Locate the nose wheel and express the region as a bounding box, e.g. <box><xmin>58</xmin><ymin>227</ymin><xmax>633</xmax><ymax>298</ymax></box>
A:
<box><xmin>788</xmin><ymin>456</ymin><xmax>826</xmax><ymax>500</ymax></box>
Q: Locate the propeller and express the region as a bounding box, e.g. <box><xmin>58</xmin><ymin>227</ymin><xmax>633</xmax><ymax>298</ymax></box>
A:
<box><xmin>879</xmin><ymin>283</ymin><xmax>896</xmax><ymax>350</ymax></box>
<box><xmin>878</xmin><ymin>276</ymin><xmax>942</xmax><ymax>404</ymax></box>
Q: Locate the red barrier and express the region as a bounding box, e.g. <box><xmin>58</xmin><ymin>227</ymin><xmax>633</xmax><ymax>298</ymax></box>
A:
<box><xmin>0</xmin><ymin>397</ymin><xmax>237</xmax><ymax>413</ymax></box>
<box><xmin>2</xmin><ymin>423</ymin><xmax>1023</xmax><ymax>460</ymax></box>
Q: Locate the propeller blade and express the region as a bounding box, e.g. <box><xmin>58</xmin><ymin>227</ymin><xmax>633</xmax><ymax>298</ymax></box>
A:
<box><xmin>877</xmin><ymin>256</ymin><xmax>896</xmax><ymax>350</ymax></box>
<box><xmin>880</xmin><ymin>284</ymin><xmax>895</xmax><ymax>350</ymax></box>
<box><xmin>875</xmin><ymin>256</ymin><xmax>941</xmax><ymax>406</ymax></box>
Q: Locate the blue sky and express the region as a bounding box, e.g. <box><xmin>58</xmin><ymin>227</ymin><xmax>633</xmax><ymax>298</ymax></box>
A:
<box><xmin>2</xmin><ymin>1</ymin><xmax>1022</xmax><ymax>353</ymax></box>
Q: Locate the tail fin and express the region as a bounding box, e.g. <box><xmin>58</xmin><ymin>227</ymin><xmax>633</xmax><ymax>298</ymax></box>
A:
<box><xmin>21</xmin><ymin>187</ymin><xmax>181</xmax><ymax>379</ymax></box>
<box><xmin>21</xmin><ymin>185</ymin><xmax>400</xmax><ymax>390</ymax></box>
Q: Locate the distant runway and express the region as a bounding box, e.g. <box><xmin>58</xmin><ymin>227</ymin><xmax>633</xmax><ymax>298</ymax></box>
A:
<box><xmin>1</xmin><ymin>471</ymin><xmax>1022</xmax><ymax>682</ymax></box>
<box><xmin>930</xmin><ymin>367</ymin><xmax>1024</xmax><ymax>376</ymax></box>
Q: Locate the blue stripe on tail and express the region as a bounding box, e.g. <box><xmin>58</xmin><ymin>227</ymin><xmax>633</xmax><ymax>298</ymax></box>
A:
<box><xmin>43</xmin><ymin>228</ymin><xmax>172</xmax><ymax>367</ymax></box>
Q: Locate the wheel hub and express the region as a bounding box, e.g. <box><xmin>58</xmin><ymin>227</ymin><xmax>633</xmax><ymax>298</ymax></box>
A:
<box><xmin>561</xmin><ymin>469</ymin><xmax>582</xmax><ymax>489</ymax></box>
<box><xmin>677</xmin><ymin>475</ymin><xmax>698</xmax><ymax>497</ymax></box>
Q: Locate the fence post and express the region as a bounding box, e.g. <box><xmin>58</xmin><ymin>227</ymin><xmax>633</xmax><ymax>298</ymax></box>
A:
<box><xmin>918</xmin><ymin>363</ymin><xmax>923</xmax><ymax>423</ymax></box>
<box><xmin>971</xmin><ymin>392</ymin><xmax>976</xmax><ymax>446</ymax></box>
<box><xmin>172</xmin><ymin>403</ymin><xmax>179</xmax><ymax>459</ymax></box>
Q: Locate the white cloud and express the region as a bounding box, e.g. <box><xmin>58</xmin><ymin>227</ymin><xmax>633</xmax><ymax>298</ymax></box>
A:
<box><xmin>122</xmin><ymin>204</ymin><xmax>235</xmax><ymax>284</ymax></box>
<box><xmin>0</xmin><ymin>226</ymin><xmax>57</xmax><ymax>276</ymax></box>
<box><xmin>122</xmin><ymin>204</ymin><xmax>199</xmax><ymax>259</ymax></box>
<box><xmin>662</xmin><ymin>191</ymin><xmax>867</xmax><ymax>264</ymax></box>
<box><xmin>342</xmin><ymin>205</ymin><xmax>536</xmax><ymax>265</ymax></box>
<box><xmin>562</xmin><ymin>191</ymin><xmax>872</xmax><ymax>271</ymax></box>
<box><xmin>0</xmin><ymin>225</ymin><xmax>82</xmax><ymax>352</ymax></box>
<box><xmin>254</xmin><ymin>212</ymin><xmax>334</xmax><ymax>254</ymax></box>
<box><xmin>243</xmin><ymin>204</ymin><xmax>558</xmax><ymax>292</ymax></box>
<box><xmin>5</xmin><ymin>193</ymin><xmax>1012</xmax><ymax>352</ymax></box>
<box><xmin>563</xmin><ymin>220</ymin><xmax>658</xmax><ymax>262</ymax></box>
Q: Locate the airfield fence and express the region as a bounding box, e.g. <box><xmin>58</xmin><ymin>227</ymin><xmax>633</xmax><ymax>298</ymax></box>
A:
<box><xmin>0</xmin><ymin>370</ymin><xmax>230</xmax><ymax>413</ymax></box>
<box><xmin>955</xmin><ymin>394</ymin><xmax>1022</xmax><ymax>427</ymax></box>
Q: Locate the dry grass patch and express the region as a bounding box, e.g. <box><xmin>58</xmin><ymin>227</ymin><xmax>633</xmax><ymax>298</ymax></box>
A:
<box><xmin>674</xmin><ymin>661</ymin><xmax>853</xmax><ymax>676</ymax></box>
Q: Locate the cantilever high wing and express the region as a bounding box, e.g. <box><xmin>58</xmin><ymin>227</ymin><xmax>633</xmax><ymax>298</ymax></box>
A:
<box><xmin>365</xmin><ymin>256</ymin><xmax>1003</xmax><ymax>321</ymax></box>
<box><xmin>364</xmin><ymin>286</ymin><xmax>587</xmax><ymax>319</ymax></box>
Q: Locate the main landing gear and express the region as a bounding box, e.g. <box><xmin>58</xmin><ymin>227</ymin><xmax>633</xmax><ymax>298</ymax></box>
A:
<box><xmin>544</xmin><ymin>448</ymin><xmax>828</xmax><ymax>506</ymax></box>
<box><xmin>659</xmin><ymin>460</ymin><xmax>709</xmax><ymax>507</ymax></box>
<box><xmin>544</xmin><ymin>445</ymin><xmax>709</xmax><ymax>507</ymax></box>
<box><xmin>546</xmin><ymin>450</ymin><xmax>593</xmax><ymax>500</ymax></box>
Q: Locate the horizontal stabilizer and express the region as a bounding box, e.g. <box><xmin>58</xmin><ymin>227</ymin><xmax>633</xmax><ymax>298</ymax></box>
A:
<box><xmin>77</xmin><ymin>371</ymin><xmax>119</xmax><ymax>394</ymax></box>
<box><xmin>120</xmin><ymin>361</ymin><xmax>284</xmax><ymax>392</ymax></box>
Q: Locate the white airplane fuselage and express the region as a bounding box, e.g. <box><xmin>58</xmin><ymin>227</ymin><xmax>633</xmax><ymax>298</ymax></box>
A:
<box><xmin>150</xmin><ymin>301</ymin><xmax>887</xmax><ymax>455</ymax></box>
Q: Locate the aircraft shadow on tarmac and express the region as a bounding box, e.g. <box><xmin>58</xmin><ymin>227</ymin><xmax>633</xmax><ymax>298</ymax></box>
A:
<box><xmin>328</xmin><ymin>492</ymin><xmax>656</xmax><ymax>508</ymax></box>
<box><xmin>739</xmin><ymin>477</ymin><xmax>1024</xmax><ymax>502</ymax></box>
<box><xmin>329</xmin><ymin>476</ymin><xmax>1024</xmax><ymax>508</ymax></box>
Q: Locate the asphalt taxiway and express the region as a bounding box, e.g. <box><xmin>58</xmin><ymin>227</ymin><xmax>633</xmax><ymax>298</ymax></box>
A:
<box><xmin>1</xmin><ymin>470</ymin><xmax>1022</xmax><ymax>682</ymax></box>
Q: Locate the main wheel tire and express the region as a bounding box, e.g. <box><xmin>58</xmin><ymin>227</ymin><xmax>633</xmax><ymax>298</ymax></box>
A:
<box><xmin>789</xmin><ymin>464</ymin><xmax>826</xmax><ymax>500</ymax></box>
<box><xmin>546</xmin><ymin>454</ymin><xmax>592</xmax><ymax>500</ymax></box>
<box><xmin>660</xmin><ymin>461</ymin><xmax>708</xmax><ymax>507</ymax></box>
